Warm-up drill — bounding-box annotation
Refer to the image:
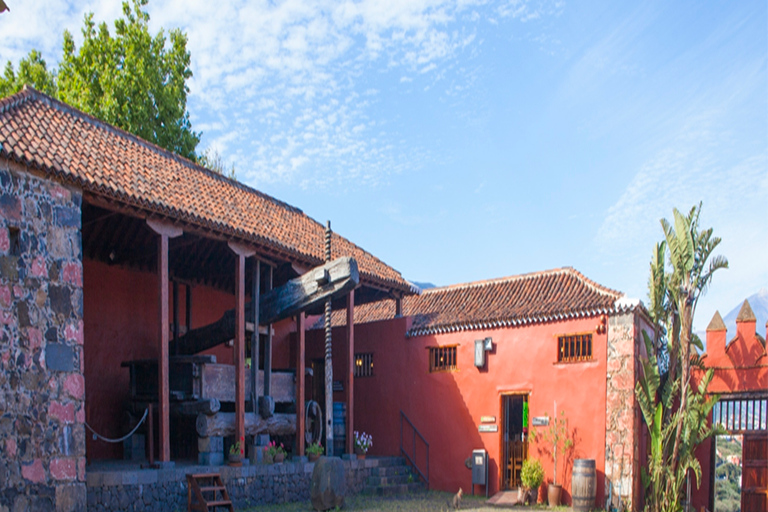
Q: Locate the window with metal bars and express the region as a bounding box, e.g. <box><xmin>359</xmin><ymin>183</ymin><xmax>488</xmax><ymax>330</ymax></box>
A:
<box><xmin>713</xmin><ymin>396</ymin><xmax>767</xmax><ymax>432</ymax></box>
<box><xmin>429</xmin><ymin>346</ymin><xmax>458</xmax><ymax>373</ymax></box>
<box><xmin>354</xmin><ymin>352</ymin><xmax>374</xmax><ymax>377</ymax></box>
<box><xmin>557</xmin><ymin>333</ymin><xmax>593</xmax><ymax>362</ymax></box>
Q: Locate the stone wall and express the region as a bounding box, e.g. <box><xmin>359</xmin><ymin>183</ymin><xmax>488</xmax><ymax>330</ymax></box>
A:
<box><xmin>604</xmin><ymin>311</ymin><xmax>639</xmax><ymax>511</ymax></box>
<box><xmin>86</xmin><ymin>457</ymin><xmax>378</xmax><ymax>512</ymax></box>
<box><xmin>0</xmin><ymin>160</ymin><xmax>86</xmax><ymax>511</ymax></box>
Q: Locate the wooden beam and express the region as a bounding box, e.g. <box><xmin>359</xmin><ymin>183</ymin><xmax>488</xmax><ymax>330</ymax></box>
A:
<box><xmin>346</xmin><ymin>290</ymin><xmax>354</xmax><ymax>455</ymax></box>
<box><xmin>147</xmin><ymin>218</ymin><xmax>183</xmax><ymax>239</ymax></box>
<box><xmin>296</xmin><ymin>312</ymin><xmax>306</xmax><ymax>456</ymax></box>
<box><xmin>234</xmin><ymin>251</ymin><xmax>246</xmax><ymax>451</ymax></box>
<box><xmin>259</xmin><ymin>257</ymin><xmax>359</xmax><ymax>325</ymax></box>
<box><xmin>168</xmin><ymin>257</ymin><xmax>360</xmax><ymax>356</ymax></box>
<box><xmin>196</xmin><ymin>412</ymin><xmax>296</xmax><ymax>438</ymax></box>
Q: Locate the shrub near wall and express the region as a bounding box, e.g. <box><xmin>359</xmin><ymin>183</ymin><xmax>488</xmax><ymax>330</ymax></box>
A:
<box><xmin>0</xmin><ymin>160</ymin><xmax>86</xmax><ymax>511</ymax></box>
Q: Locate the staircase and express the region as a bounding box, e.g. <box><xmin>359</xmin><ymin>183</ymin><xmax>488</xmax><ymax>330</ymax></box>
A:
<box><xmin>187</xmin><ymin>473</ymin><xmax>234</xmax><ymax>511</ymax></box>
<box><xmin>364</xmin><ymin>457</ymin><xmax>426</xmax><ymax>496</ymax></box>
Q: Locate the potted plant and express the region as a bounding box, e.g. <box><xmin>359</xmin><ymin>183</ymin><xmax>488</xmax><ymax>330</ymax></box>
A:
<box><xmin>530</xmin><ymin>404</ymin><xmax>573</xmax><ymax>507</ymax></box>
<box><xmin>520</xmin><ymin>458</ymin><xmax>545</xmax><ymax>505</ymax></box>
<box><xmin>306</xmin><ymin>441</ymin><xmax>323</xmax><ymax>462</ymax></box>
<box><xmin>264</xmin><ymin>441</ymin><xmax>287</xmax><ymax>463</ymax></box>
<box><xmin>228</xmin><ymin>439</ymin><xmax>244</xmax><ymax>466</ymax></box>
<box><xmin>353</xmin><ymin>431</ymin><xmax>372</xmax><ymax>459</ymax></box>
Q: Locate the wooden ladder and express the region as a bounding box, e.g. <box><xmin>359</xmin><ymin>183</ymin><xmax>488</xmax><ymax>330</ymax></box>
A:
<box><xmin>187</xmin><ymin>473</ymin><xmax>234</xmax><ymax>512</ymax></box>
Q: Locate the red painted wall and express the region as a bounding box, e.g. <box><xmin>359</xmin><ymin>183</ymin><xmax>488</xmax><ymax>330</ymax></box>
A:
<box><xmin>308</xmin><ymin>315</ymin><xmax>611</xmax><ymax>503</ymax></box>
<box><xmin>691</xmin><ymin>317</ymin><xmax>768</xmax><ymax>510</ymax></box>
<box><xmin>83</xmin><ymin>259</ymin><xmax>238</xmax><ymax>460</ymax></box>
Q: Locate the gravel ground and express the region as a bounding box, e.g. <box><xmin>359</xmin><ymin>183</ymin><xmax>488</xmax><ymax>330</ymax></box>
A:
<box><xmin>240</xmin><ymin>491</ymin><xmax>571</xmax><ymax>511</ymax></box>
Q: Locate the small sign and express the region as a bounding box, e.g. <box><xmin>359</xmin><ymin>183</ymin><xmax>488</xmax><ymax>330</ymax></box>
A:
<box><xmin>532</xmin><ymin>416</ymin><xmax>549</xmax><ymax>426</ymax></box>
<box><xmin>478</xmin><ymin>425</ymin><xmax>498</xmax><ymax>433</ymax></box>
<box><xmin>480</xmin><ymin>416</ymin><xmax>496</xmax><ymax>423</ymax></box>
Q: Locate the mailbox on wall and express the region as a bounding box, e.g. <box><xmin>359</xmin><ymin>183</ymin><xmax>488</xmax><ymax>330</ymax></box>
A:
<box><xmin>471</xmin><ymin>448</ymin><xmax>488</xmax><ymax>497</ymax></box>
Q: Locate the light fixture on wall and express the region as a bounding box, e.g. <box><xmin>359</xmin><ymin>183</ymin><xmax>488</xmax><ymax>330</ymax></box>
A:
<box><xmin>474</xmin><ymin>337</ymin><xmax>493</xmax><ymax>368</ymax></box>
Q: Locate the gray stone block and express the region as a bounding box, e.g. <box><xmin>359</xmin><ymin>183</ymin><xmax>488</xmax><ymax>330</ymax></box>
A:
<box><xmin>46</xmin><ymin>343</ymin><xmax>75</xmax><ymax>372</ymax></box>
<box><xmin>198</xmin><ymin>452</ymin><xmax>224</xmax><ymax>466</ymax></box>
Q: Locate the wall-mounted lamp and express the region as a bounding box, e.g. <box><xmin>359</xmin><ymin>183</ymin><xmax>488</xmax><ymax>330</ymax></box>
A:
<box><xmin>474</xmin><ymin>337</ymin><xmax>493</xmax><ymax>368</ymax></box>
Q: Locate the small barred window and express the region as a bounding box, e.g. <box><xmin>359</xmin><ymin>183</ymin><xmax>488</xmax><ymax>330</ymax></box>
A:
<box><xmin>429</xmin><ymin>346</ymin><xmax>458</xmax><ymax>373</ymax></box>
<box><xmin>558</xmin><ymin>334</ymin><xmax>592</xmax><ymax>362</ymax></box>
<box><xmin>354</xmin><ymin>352</ymin><xmax>374</xmax><ymax>377</ymax></box>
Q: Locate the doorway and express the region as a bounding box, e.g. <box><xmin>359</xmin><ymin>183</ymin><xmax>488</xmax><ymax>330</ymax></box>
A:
<box><xmin>502</xmin><ymin>394</ymin><xmax>529</xmax><ymax>490</ymax></box>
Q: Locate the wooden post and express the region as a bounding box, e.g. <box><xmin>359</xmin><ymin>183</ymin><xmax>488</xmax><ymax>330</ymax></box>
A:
<box><xmin>172</xmin><ymin>280</ymin><xmax>179</xmax><ymax>351</ymax></box>
<box><xmin>185</xmin><ymin>284</ymin><xmax>192</xmax><ymax>335</ymax></box>
<box><xmin>296</xmin><ymin>312</ymin><xmax>306</xmax><ymax>456</ymax></box>
<box><xmin>264</xmin><ymin>265</ymin><xmax>273</xmax><ymax>397</ymax></box>
<box><xmin>346</xmin><ymin>290</ymin><xmax>354</xmax><ymax>455</ymax></box>
<box><xmin>228</xmin><ymin>241</ymin><xmax>255</xmax><ymax>454</ymax></box>
<box><xmin>147</xmin><ymin>219</ymin><xmax>182</xmax><ymax>464</ymax></box>
<box><xmin>251</xmin><ymin>260</ymin><xmax>260</xmax><ymax>414</ymax></box>
<box><xmin>395</xmin><ymin>296</ymin><xmax>402</xmax><ymax>318</ymax></box>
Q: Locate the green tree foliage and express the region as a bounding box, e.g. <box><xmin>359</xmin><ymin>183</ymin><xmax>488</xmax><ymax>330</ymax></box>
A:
<box><xmin>1</xmin><ymin>0</ymin><xmax>199</xmax><ymax>160</ymax></box>
<box><xmin>635</xmin><ymin>203</ymin><xmax>728</xmax><ymax>512</ymax></box>
<box><xmin>0</xmin><ymin>49</ymin><xmax>57</xmax><ymax>97</ymax></box>
<box><xmin>57</xmin><ymin>0</ymin><xmax>199</xmax><ymax>159</ymax></box>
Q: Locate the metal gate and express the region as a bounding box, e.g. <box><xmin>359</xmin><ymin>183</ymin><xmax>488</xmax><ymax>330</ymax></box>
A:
<box><xmin>713</xmin><ymin>393</ymin><xmax>768</xmax><ymax>511</ymax></box>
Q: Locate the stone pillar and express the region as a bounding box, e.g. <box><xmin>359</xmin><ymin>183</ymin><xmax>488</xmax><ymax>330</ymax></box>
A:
<box><xmin>0</xmin><ymin>160</ymin><xmax>87</xmax><ymax>510</ymax></box>
<box><xmin>604</xmin><ymin>310</ymin><xmax>642</xmax><ymax>511</ymax></box>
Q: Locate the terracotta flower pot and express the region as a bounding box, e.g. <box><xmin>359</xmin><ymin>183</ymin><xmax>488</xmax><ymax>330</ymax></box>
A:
<box><xmin>274</xmin><ymin>453</ymin><xmax>285</xmax><ymax>463</ymax></box>
<box><xmin>547</xmin><ymin>483</ymin><xmax>562</xmax><ymax>507</ymax></box>
<box><xmin>228</xmin><ymin>452</ymin><xmax>242</xmax><ymax>466</ymax></box>
<box><xmin>308</xmin><ymin>453</ymin><xmax>320</xmax><ymax>463</ymax></box>
<box><xmin>354</xmin><ymin>447</ymin><xmax>367</xmax><ymax>459</ymax></box>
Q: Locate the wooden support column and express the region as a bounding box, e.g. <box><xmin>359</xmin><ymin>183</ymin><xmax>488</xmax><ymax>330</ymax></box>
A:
<box><xmin>346</xmin><ymin>290</ymin><xmax>355</xmax><ymax>455</ymax></box>
<box><xmin>185</xmin><ymin>284</ymin><xmax>192</xmax><ymax>335</ymax></box>
<box><xmin>228</xmin><ymin>241</ymin><xmax>255</xmax><ymax>453</ymax></box>
<box><xmin>251</xmin><ymin>260</ymin><xmax>261</xmax><ymax>414</ymax></box>
<box><xmin>264</xmin><ymin>266</ymin><xmax>273</xmax><ymax>397</ymax></box>
<box><xmin>296</xmin><ymin>312</ymin><xmax>306</xmax><ymax>456</ymax></box>
<box><xmin>172</xmin><ymin>281</ymin><xmax>179</xmax><ymax>351</ymax></box>
<box><xmin>147</xmin><ymin>219</ymin><xmax>182</xmax><ymax>464</ymax></box>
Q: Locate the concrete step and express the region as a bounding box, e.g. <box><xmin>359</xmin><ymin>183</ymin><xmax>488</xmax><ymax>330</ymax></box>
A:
<box><xmin>367</xmin><ymin>474</ymin><xmax>411</xmax><ymax>486</ymax></box>
<box><xmin>370</xmin><ymin>465</ymin><xmax>411</xmax><ymax>477</ymax></box>
<box><xmin>363</xmin><ymin>482</ymin><xmax>425</xmax><ymax>496</ymax></box>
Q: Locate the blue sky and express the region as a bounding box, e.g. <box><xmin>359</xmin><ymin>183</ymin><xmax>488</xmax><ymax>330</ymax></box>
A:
<box><xmin>1</xmin><ymin>0</ymin><xmax>766</xmax><ymax>332</ymax></box>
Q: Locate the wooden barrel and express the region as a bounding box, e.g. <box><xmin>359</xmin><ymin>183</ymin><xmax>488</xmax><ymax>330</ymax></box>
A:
<box><xmin>572</xmin><ymin>459</ymin><xmax>596</xmax><ymax>512</ymax></box>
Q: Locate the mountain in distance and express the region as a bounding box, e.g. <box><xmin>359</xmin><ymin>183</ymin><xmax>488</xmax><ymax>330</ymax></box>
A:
<box><xmin>411</xmin><ymin>281</ymin><xmax>436</xmax><ymax>291</ymax></box>
<box><xmin>720</xmin><ymin>288</ymin><xmax>768</xmax><ymax>342</ymax></box>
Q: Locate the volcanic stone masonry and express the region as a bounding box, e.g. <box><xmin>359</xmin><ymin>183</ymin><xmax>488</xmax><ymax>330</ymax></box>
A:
<box><xmin>0</xmin><ymin>159</ymin><xmax>86</xmax><ymax>512</ymax></box>
<box><xmin>604</xmin><ymin>311</ymin><xmax>641</xmax><ymax>511</ymax></box>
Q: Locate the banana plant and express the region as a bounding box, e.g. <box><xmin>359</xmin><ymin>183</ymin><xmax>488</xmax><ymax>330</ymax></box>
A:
<box><xmin>635</xmin><ymin>203</ymin><xmax>727</xmax><ymax>512</ymax></box>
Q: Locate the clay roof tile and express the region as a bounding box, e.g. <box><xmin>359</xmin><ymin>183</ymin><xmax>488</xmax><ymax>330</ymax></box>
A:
<box><xmin>0</xmin><ymin>87</ymin><xmax>412</xmax><ymax>293</ymax></box>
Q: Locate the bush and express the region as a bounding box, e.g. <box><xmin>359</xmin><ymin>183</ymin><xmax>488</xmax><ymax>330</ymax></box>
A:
<box><xmin>520</xmin><ymin>458</ymin><xmax>545</xmax><ymax>490</ymax></box>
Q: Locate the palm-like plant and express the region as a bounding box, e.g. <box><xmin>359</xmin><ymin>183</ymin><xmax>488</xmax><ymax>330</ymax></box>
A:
<box><xmin>635</xmin><ymin>203</ymin><xmax>727</xmax><ymax>512</ymax></box>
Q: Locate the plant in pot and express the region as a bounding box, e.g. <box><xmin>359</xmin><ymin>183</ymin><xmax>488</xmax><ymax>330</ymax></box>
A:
<box><xmin>530</xmin><ymin>403</ymin><xmax>573</xmax><ymax>507</ymax></box>
<box><xmin>228</xmin><ymin>438</ymin><xmax>244</xmax><ymax>466</ymax></box>
<box><xmin>264</xmin><ymin>441</ymin><xmax>287</xmax><ymax>463</ymax></box>
<box><xmin>306</xmin><ymin>441</ymin><xmax>323</xmax><ymax>462</ymax></box>
<box><xmin>520</xmin><ymin>458</ymin><xmax>545</xmax><ymax>505</ymax></box>
<box><xmin>353</xmin><ymin>431</ymin><xmax>372</xmax><ymax>459</ymax></box>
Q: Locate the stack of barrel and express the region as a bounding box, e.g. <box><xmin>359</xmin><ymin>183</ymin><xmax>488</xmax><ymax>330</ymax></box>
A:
<box><xmin>332</xmin><ymin>402</ymin><xmax>346</xmax><ymax>455</ymax></box>
<box><xmin>572</xmin><ymin>459</ymin><xmax>596</xmax><ymax>512</ymax></box>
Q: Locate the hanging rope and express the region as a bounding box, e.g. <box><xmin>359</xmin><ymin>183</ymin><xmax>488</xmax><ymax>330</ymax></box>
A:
<box><xmin>85</xmin><ymin>408</ymin><xmax>149</xmax><ymax>443</ymax></box>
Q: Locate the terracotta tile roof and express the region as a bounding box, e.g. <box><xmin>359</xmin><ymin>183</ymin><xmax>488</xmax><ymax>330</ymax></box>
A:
<box><xmin>313</xmin><ymin>267</ymin><xmax>632</xmax><ymax>336</ymax></box>
<box><xmin>0</xmin><ymin>87</ymin><xmax>414</xmax><ymax>293</ymax></box>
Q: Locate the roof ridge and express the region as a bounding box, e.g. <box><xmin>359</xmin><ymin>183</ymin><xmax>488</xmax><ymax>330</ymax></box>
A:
<box><xmin>421</xmin><ymin>267</ymin><xmax>622</xmax><ymax>297</ymax></box>
<box><xmin>6</xmin><ymin>86</ymin><xmax>304</xmax><ymax>216</ymax></box>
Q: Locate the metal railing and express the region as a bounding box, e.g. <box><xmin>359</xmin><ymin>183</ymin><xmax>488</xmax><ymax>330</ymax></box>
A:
<box><xmin>400</xmin><ymin>411</ymin><xmax>429</xmax><ymax>488</ymax></box>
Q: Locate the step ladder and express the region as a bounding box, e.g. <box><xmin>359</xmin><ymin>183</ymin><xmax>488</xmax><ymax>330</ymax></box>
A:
<box><xmin>187</xmin><ymin>473</ymin><xmax>234</xmax><ymax>512</ymax></box>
